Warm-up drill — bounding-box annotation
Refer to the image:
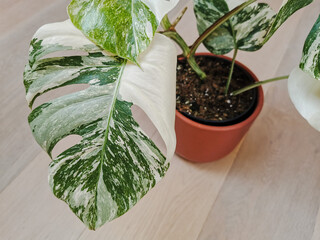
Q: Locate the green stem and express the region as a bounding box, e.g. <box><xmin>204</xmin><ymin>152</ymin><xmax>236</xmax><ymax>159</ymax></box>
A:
<box><xmin>160</xmin><ymin>15</ymin><xmax>206</xmax><ymax>79</ymax></box>
<box><xmin>230</xmin><ymin>75</ymin><xmax>289</xmax><ymax>96</ymax></box>
<box><xmin>189</xmin><ymin>0</ymin><xmax>256</xmax><ymax>58</ymax></box>
<box><xmin>187</xmin><ymin>55</ymin><xmax>207</xmax><ymax>79</ymax></box>
<box><xmin>161</xmin><ymin>31</ymin><xmax>190</xmax><ymax>57</ymax></box>
<box><xmin>160</xmin><ymin>14</ymin><xmax>171</xmax><ymax>30</ymax></box>
<box><xmin>225</xmin><ymin>47</ymin><xmax>238</xmax><ymax>95</ymax></box>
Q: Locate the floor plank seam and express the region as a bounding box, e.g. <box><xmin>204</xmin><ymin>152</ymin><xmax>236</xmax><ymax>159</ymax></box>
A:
<box><xmin>194</xmin><ymin>153</ymin><xmax>239</xmax><ymax>240</ymax></box>
<box><xmin>76</xmin><ymin>227</ymin><xmax>87</xmax><ymax>240</ymax></box>
<box><xmin>310</xmin><ymin>203</ymin><xmax>320</xmax><ymax>240</ymax></box>
<box><xmin>0</xmin><ymin>151</ymin><xmax>43</xmax><ymax>196</ymax></box>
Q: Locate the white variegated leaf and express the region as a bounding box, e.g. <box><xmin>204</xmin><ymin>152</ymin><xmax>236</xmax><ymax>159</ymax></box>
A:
<box><xmin>263</xmin><ymin>0</ymin><xmax>313</xmax><ymax>43</ymax></box>
<box><xmin>300</xmin><ymin>15</ymin><xmax>320</xmax><ymax>80</ymax></box>
<box><xmin>68</xmin><ymin>0</ymin><xmax>179</xmax><ymax>64</ymax></box>
<box><xmin>288</xmin><ymin>68</ymin><xmax>320</xmax><ymax>131</ymax></box>
<box><xmin>25</xmin><ymin>20</ymin><xmax>101</xmax><ymax>74</ymax></box>
<box><xmin>193</xmin><ymin>0</ymin><xmax>312</xmax><ymax>54</ymax></box>
<box><xmin>24</xmin><ymin>20</ymin><xmax>177</xmax><ymax>230</ymax></box>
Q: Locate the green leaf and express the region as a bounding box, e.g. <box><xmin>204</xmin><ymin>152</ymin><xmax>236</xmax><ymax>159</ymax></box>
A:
<box><xmin>24</xmin><ymin>20</ymin><xmax>177</xmax><ymax>230</ymax></box>
<box><xmin>68</xmin><ymin>0</ymin><xmax>179</xmax><ymax>64</ymax></box>
<box><xmin>299</xmin><ymin>15</ymin><xmax>320</xmax><ymax>80</ymax></box>
<box><xmin>288</xmin><ymin>67</ymin><xmax>320</xmax><ymax>131</ymax></box>
<box><xmin>193</xmin><ymin>0</ymin><xmax>233</xmax><ymax>55</ymax></box>
<box><xmin>194</xmin><ymin>0</ymin><xmax>275</xmax><ymax>54</ymax></box>
<box><xmin>193</xmin><ymin>0</ymin><xmax>312</xmax><ymax>54</ymax></box>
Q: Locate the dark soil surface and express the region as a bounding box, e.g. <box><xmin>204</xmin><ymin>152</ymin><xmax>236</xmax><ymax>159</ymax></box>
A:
<box><xmin>176</xmin><ymin>55</ymin><xmax>256</xmax><ymax>123</ymax></box>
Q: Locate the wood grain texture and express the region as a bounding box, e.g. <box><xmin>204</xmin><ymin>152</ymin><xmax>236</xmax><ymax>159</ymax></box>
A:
<box><xmin>0</xmin><ymin>153</ymin><xmax>86</xmax><ymax>240</ymax></box>
<box><xmin>312</xmin><ymin>207</ymin><xmax>320</xmax><ymax>240</ymax></box>
<box><xmin>197</xmin><ymin>104</ymin><xmax>320</xmax><ymax>240</ymax></box>
<box><xmin>0</xmin><ymin>130</ymin><xmax>238</xmax><ymax>240</ymax></box>
<box><xmin>1</xmin><ymin>0</ymin><xmax>320</xmax><ymax>239</ymax></box>
<box><xmin>0</xmin><ymin>0</ymin><xmax>70</xmax><ymax>192</ymax></box>
<box><xmin>197</xmin><ymin>3</ymin><xmax>320</xmax><ymax>239</ymax></box>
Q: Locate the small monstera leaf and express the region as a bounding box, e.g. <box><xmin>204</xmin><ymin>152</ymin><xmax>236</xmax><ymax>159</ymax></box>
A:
<box><xmin>288</xmin><ymin>16</ymin><xmax>320</xmax><ymax>131</ymax></box>
<box><xmin>24</xmin><ymin>20</ymin><xmax>177</xmax><ymax>230</ymax></box>
<box><xmin>68</xmin><ymin>0</ymin><xmax>179</xmax><ymax>64</ymax></box>
<box><xmin>194</xmin><ymin>0</ymin><xmax>313</xmax><ymax>55</ymax></box>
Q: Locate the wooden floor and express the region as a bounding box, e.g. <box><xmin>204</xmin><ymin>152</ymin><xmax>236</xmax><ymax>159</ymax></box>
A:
<box><xmin>1</xmin><ymin>0</ymin><xmax>320</xmax><ymax>239</ymax></box>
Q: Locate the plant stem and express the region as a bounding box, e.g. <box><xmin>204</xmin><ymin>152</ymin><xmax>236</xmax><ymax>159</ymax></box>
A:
<box><xmin>225</xmin><ymin>20</ymin><xmax>238</xmax><ymax>95</ymax></box>
<box><xmin>160</xmin><ymin>14</ymin><xmax>171</xmax><ymax>30</ymax></box>
<box><xmin>160</xmin><ymin>14</ymin><xmax>207</xmax><ymax>79</ymax></box>
<box><xmin>161</xmin><ymin>31</ymin><xmax>190</xmax><ymax>57</ymax></box>
<box><xmin>161</xmin><ymin>15</ymin><xmax>190</xmax><ymax>56</ymax></box>
<box><xmin>171</xmin><ymin>7</ymin><xmax>188</xmax><ymax>30</ymax></box>
<box><xmin>230</xmin><ymin>75</ymin><xmax>289</xmax><ymax>96</ymax></box>
<box><xmin>189</xmin><ymin>0</ymin><xmax>256</xmax><ymax>58</ymax></box>
<box><xmin>187</xmin><ymin>55</ymin><xmax>207</xmax><ymax>79</ymax></box>
<box><xmin>225</xmin><ymin>47</ymin><xmax>238</xmax><ymax>95</ymax></box>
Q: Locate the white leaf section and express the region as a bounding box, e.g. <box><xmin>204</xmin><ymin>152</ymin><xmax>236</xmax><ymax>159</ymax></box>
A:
<box><xmin>120</xmin><ymin>33</ymin><xmax>177</xmax><ymax>162</ymax></box>
<box><xmin>33</xmin><ymin>20</ymin><xmax>99</xmax><ymax>51</ymax></box>
<box><xmin>288</xmin><ymin>67</ymin><xmax>320</xmax><ymax>131</ymax></box>
<box><xmin>142</xmin><ymin>0</ymin><xmax>180</xmax><ymax>23</ymax></box>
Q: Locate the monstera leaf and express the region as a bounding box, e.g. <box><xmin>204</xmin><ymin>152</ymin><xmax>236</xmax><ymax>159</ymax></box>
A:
<box><xmin>288</xmin><ymin>15</ymin><xmax>320</xmax><ymax>131</ymax></box>
<box><xmin>68</xmin><ymin>0</ymin><xmax>179</xmax><ymax>64</ymax></box>
<box><xmin>194</xmin><ymin>0</ymin><xmax>313</xmax><ymax>55</ymax></box>
<box><xmin>24</xmin><ymin>20</ymin><xmax>177</xmax><ymax>230</ymax></box>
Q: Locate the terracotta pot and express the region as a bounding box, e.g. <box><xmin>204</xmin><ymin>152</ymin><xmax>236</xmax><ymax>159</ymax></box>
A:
<box><xmin>175</xmin><ymin>53</ymin><xmax>264</xmax><ymax>163</ymax></box>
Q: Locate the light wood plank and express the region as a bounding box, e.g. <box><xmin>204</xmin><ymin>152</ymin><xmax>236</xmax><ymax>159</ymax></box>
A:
<box><xmin>0</xmin><ymin>0</ymin><xmax>56</xmax><ymax>34</ymax></box>
<box><xmin>0</xmin><ymin>0</ymin><xmax>69</xmax><ymax>192</ymax></box>
<box><xmin>313</xmin><ymin>83</ymin><xmax>320</xmax><ymax>237</ymax></box>
<box><xmin>0</xmin><ymin>152</ymin><xmax>86</xmax><ymax>240</ymax></box>
<box><xmin>198</xmin><ymin>103</ymin><xmax>320</xmax><ymax>240</ymax></box>
<box><xmin>312</xmin><ymin>207</ymin><xmax>320</xmax><ymax>240</ymax></box>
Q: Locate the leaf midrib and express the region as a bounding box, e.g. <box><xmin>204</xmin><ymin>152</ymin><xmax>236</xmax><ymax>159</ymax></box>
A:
<box><xmin>93</xmin><ymin>59</ymin><xmax>127</xmax><ymax>229</ymax></box>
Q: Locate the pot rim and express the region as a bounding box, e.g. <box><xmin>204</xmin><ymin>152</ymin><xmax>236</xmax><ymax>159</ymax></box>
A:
<box><xmin>176</xmin><ymin>52</ymin><xmax>264</xmax><ymax>131</ymax></box>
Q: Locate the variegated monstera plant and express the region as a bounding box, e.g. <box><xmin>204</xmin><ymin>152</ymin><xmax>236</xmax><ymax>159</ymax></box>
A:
<box><xmin>23</xmin><ymin>0</ymin><xmax>320</xmax><ymax>230</ymax></box>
